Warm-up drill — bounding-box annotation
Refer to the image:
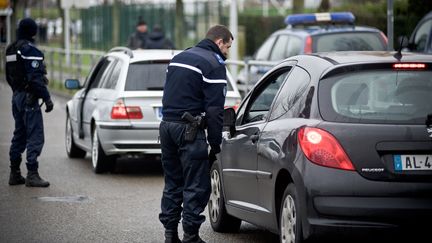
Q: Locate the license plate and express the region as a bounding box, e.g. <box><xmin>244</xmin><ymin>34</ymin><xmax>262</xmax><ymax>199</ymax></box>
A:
<box><xmin>155</xmin><ymin>107</ymin><xmax>163</xmax><ymax>121</ymax></box>
<box><xmin>394</xmin><ymin>155</ymin><xmax>432</xmax><ymax>171</ymax></box>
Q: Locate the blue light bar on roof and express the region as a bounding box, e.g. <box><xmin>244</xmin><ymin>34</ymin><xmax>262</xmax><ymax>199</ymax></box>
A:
<box><xmin>285</xmin><ymin>12</ymin><xmax>355</xmax><ymax>26</ymax></box>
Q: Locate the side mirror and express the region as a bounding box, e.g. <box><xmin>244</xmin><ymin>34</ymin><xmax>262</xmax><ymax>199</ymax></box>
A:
<box><xmin>65</xmin><ymin>79</ymin><xmax>81</xmax><ymax>90</ymax></box>
<box><xmin>223</xmin><ymin>108</ymin><xmax>236</xmax><ymax>137</ymax></box>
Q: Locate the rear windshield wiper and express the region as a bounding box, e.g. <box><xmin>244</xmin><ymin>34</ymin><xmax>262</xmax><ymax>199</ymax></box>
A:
<box><xmin>147</xmin><ymin>87</ymin><xmax>164</xmax><ymax>91</ymax></box>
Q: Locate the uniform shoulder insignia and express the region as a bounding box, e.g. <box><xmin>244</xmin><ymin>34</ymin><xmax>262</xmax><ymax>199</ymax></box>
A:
<box><xmin>31</xmin><ymin>60</ymin><xmax>40</xmax><ymax>68</ymax></box>
<box><xmin>214</xmin><ymin>53</ymin><xmax>225</xmax><ymax>65</ymax></box>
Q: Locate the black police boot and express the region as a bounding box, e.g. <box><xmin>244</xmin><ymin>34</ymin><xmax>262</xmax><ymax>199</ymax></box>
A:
<box><xmin>182</xmin><ymin>233</ymin><xmax>205</xmax><ymax>243</ymax></box>
<box><xmin>165</xmin><ymin>229</ymin><xmax>181</xmax><ymax>243</ymax></box>
<box><xmin>25</xmin><ymin>171</ymin><xmax>50</xmax><ymax>187</ymax></box>
<box><xmin>9</xmin><ymin>168</ymin><xmax>25</xmax><ymax>185</ymax></box>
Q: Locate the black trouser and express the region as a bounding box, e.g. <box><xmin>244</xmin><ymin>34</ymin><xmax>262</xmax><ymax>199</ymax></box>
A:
<box><xmin>159</xmin><ymin>121</ymin><xmax>210</xmax><ymax>235</ymax></box>
<box><xmin>9</xmin><ymin>91</ymin><xmax>44</xmax><ymax>171</ymax></box>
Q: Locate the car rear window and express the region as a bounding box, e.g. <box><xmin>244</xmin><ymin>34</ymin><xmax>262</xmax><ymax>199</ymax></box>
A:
<box><xmin>125</xmin><ymin>61</ymin><xmax>235</xmax><ymax>91</ymax></box>
<box><xmin>125</xmin><ymin>61</ymin><xmax>169</xmax><ymax>91</ymax></box>
<box><xmin>319</xmin><ymin>70</ymin><xmax>432</xmax><ymax>124</ymax></box>
<box><xmin>315</xmin><ymin>32</ymin><xmax>385</xmax><ymax>52</ymax></box>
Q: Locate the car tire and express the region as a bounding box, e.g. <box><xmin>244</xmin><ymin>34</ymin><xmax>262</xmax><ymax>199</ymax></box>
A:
<box><xmin>280</xmin><ymin>184</ymin><xmax>302</xmax><ymax>243</ymax></box>
<box><xmin>208</xmin><ymin>162</ymin><xmax>242</xmax><ymax>232</ymax></box>
<box><xmin>65</xmin><ymin>114</ymin><xmax>86</xmax><ymax>158</ymax></box>
<box><xmin>91</xmin><ymin>127</ymin><xmax>116</xmax><ymax>174</ymax></box>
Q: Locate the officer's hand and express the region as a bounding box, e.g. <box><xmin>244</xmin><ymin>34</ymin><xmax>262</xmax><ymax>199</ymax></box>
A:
<box><xmin>45</xmin><ymin>99</ymin><xmax>54</xmax><ymax>113</ymax></box>
<box><xmin>209</xmin><ymin>144</ymin><xmax>221</xmax><ymax>164</ymax></box>
<box><xmin>209</xmin><ymin>150</ymin><xmax>217</xmax><ymax>164</ymax></box>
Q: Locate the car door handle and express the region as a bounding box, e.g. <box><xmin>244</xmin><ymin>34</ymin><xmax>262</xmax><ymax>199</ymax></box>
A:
<box><xmin>92</xmin><ymin>97</ymin><xmax>98</xmax><ymax>101</ymax></box>
<box><xmin>250</xmin><ymin>134</ymin><xmax>259</xmax><ymax>144</ymax></box>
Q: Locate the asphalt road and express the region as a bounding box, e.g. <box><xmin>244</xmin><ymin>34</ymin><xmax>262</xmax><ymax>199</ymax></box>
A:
<box><xmin>0</xmin><ymin>82</ymin><xmax>278</xmax><ymax>243</ymax></box>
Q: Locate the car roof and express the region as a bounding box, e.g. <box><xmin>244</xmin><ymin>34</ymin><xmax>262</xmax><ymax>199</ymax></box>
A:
<box><xmin>108</xmin><ymin>49</ymin><xmax>182</xmax><ymax>63</ymax></box>
<box><xmin>309</xmin><ymin>51</ymin><xmax>432</xmax><ymax>65</ymax></box>
<box><xmin>130</xmin><ymin>49</ymin><xmax>182</xmax><ymax>62</ymax></box>
<box><xmin>420</xmin><ymin>10</ymin><xmax>432</xmax><ymax>21</ymax></box>
<box><xmin>273</xmin><ymin>25</ymin><xmax>381</xmax><ymax>38</ymax></box>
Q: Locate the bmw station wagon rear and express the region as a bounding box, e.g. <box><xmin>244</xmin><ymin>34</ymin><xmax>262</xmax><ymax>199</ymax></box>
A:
<box><xmin>65</xmin><ymin>49</ymin><xmax>241</xmax><ymax>173</ymax></box>
<box><xmin>97</xmin><ymin>52</ymin><xmax>241</xmax><ymax>156</ymax></box>
<box><xmin>210</xmin><ymin>52</ymin><xmax>432</xmax><ymax>242</ymax></box>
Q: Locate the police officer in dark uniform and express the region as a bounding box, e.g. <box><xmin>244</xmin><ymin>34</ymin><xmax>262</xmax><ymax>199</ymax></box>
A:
<box><xmin>6</xmin><ymin>18</ymin><xmax>53</xmax><ymax>187</ymax></box>
<box><xmin>159</xmin><ymin>25</ymin><xmax>233</xmax><ymax>243</ymax></box>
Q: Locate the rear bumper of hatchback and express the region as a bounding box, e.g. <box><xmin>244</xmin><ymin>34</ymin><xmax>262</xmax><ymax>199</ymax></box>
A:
<box><xmin>97</xmin><ymin>122</ymin><xmax>161</xmax><ymax>155</ymax></box>
<box><xmin>297</xmin><ymin>158</ymin><xmax>432</xmax><ymax>238</ymax></box>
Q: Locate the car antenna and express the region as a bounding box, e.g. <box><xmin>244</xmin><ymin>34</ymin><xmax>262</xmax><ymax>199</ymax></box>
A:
<box><xmin>393</xmin><ymin>36</ymin><xmax>406</xmax><ymax>61</ymax></box>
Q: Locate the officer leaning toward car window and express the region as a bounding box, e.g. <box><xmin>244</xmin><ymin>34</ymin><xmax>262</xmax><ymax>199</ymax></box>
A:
<box><xmin>5</xmin><ymin>18</ymin><xmax>53</xmax><ymax>187</ymax></box>
<box><xmin>159</xmin><ymin>25</ymin><xmax>233</xmax><ymax>243</ymax></box>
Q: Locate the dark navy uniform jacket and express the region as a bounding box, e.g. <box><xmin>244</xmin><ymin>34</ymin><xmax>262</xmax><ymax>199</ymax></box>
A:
<box><xmin>6</xmin><ymin>40</ymin><xmax>50</xmax><ymax>101</ymax></box>
<box><xmin>162</xmin><ymin>39</ymin><xmax>227</xmax><ymax>146</ymax></box>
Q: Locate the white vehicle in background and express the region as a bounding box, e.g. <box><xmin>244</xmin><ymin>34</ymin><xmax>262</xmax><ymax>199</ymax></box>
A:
<box><xmin>65</xmin><ymin>47</ymin><xmax>241</xmax><ymax>173</ymax></box>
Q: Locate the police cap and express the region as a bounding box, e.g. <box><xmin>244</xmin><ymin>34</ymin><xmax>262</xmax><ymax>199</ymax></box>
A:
<box><xmin>18</xmin><ymin>18</ymin><xmax>38</xmax><ymax>40</ymax></box>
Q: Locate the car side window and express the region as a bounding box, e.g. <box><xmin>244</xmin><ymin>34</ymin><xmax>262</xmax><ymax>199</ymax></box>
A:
<box><xmin>286</xmin><ymin>36</ymin><xmax>302</xmax><ymax>57</ymax></box>
<box><xmin>255</xmin><ymin>35</ymin><xmax>277</xmax><ymax>61</ymax></box>
<box><xmin>241</xmin><ymin>68</ymin><xmax>291</xmax><ymax>125</ymax></box>
<box><xmin>235</xmin><ymin>94</ymin><xmax>251</xmax><ymax>126</ymax></box>
<box><xmin>269</xmin><ymin>67</ymin><xmax>311</xmax><ymax>120</ymax></box>
<box><xmin>269</xmin><ymin>35</ymin><xmax>290</xmax><ymax>61</ymax></box>
<box><xmin>90</xmin><ymin>58</ymin><xmax>112</xmax><ymax>89</ymax></box>
<box><xmin>413</xmin><ymin>19</ymin><xmax>432</xmax><ymax>52</ymax></box>
<box><xmin>103</xmin><ymin>59</ymin><xmax>122</xmax><ymax>90</ymax></box>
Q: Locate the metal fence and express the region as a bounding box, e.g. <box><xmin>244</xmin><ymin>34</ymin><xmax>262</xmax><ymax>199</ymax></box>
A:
<box><xmin>0</xmin><ymin>46</ymin><xmax>276</xmax><ymax>98</ymax></box>
<box><xmin>0</xmin><ymin>45</ymin><xmax>104</xmax><ymax>91</ymax></box>
<box><xmin>80</xmin><ymin>1</ymin><xmax>224</xmax><ymax>50</ymax></box>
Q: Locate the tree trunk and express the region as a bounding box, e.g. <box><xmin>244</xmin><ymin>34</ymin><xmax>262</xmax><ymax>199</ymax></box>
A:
<box><xmin>175</xmin><ymin>0</ymin><xmax>184</xmax><ymax>49</ymax></box>
<box><xmin>318</xmin><ymin>0</ymin><xmax>330</xmax><ymax>12</ymax></box>
<box><xmin>112</xmin><ymin>0</ymin><xmax>120</xmax><ymax>47</ymax></box>
<box><xmin>10</xmin><ymin>0</ymin><xmax>21</xmax><ymax>41</ymax></box>
<box><xmin>56</xmin><ymin>0</ymin><xmax>64</xmax><ymax>48</ymax></box>
<box><xmin>292</xmin><ymin>0</ymin><xmax>304</xmax><ymax>14</ymax></box>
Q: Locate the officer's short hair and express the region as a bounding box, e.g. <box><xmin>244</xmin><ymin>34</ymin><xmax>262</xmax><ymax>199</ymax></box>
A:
<box><xmin>206</xmin><ymin>25</ymin><xmax>233</xmax><ymax>44</ymax></box>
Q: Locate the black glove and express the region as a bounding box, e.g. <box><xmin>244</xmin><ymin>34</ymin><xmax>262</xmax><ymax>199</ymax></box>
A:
<box><xmin>209</xmin><ymin>144</ymin><xmax>221</xmax><ymax>164</ymax></box>
<box><xmin>45</xmin><ymin>99</ymin><xmax>54</xmax><ymax>113</ymax></box>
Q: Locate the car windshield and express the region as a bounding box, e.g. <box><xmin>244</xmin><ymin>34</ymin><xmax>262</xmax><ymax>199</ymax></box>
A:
<box><xmin>125</xmin><ymin>61</ymin><xmax>169</xmax><ymax>91</ymax></box>
<box><xmin>315</xmin><ymin>32</ymin><xmax>386</xmax><ymax>52</ymax></box>
<box><xmin>319</xmin><ymin>69</ymin><xmax>432</xmax><ymax>124</ymax></box>
<box><xmin>125</xmin><ymin>61</ymin><xmax>234</xmax><ymax>91</ymax></box>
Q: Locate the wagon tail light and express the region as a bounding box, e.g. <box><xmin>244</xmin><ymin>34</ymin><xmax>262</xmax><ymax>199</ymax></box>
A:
<box><xmin>304</xmin><ymin>36</ymin><xmax>313</xmax><ymax>54</ymax></box>
<box><xmin>298</xmin><ymin>127</ymin><xmax>355</xmax><ymax>171</ymax></box>
<box><xmin>111</xmin><ymin>99</ymin><xmax>143</xmax><ymax>119</ymax></box>
<box><xmin>224</xmin><ymin>99</ymin><xmax>242</xmax><ymax>111</ymax></box>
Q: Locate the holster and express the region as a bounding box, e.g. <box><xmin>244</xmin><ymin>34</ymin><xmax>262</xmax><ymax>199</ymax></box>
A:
<box><xmin>182</xmin><ymin>112</ymin><xmax>206</xmax><ymax>142</ymax></box>
<box><xmin>184</xmin><ymin>123</ymin><xmax>198</xmax><ymax>142</ymax></box>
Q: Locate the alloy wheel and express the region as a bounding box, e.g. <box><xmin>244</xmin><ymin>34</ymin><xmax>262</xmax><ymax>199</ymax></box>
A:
<box><xmin>209</xmin><ymin>169</ymin><xmax>221</xmax><ymax>222</ymax></box>
<box><xmin>281</xmin><ymin>195</ymin><xmax>296</xmax><ymax>243</ymax></box>
<box><xmin>66</xmin><ymin>117</ymin><xmax>72</xmax><ymax>154</ymax></box>
<box><xmin>92</xmin><ymin>130</ymin><xmax>99</xmax><ymax>169</ymax></box>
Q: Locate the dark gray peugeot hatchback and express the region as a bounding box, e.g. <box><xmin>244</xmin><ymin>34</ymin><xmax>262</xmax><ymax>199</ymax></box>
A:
<box><xmin>208</xmin><ymin>51</ymin><xmax>432</xmax><ymax>242</ymax></box>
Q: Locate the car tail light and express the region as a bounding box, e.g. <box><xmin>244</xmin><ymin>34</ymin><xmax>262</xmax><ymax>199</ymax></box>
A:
<box><xmin>111</xmin><ymin>99</ymin><xmax>143</xmax><ymax>119</ymax></box>
<box><xmin>298</xmin><ymin>127</ymin><xmax>355</xmax><ymax>171</ymax></box>
<box><xmin>225</xmin><ymin>99</ymin><xmax>241</xmax><ymax>111</ymax></box>
<box><xmin>380</xmin><ymin>31</ymin><xmax>388</xmax><ymax>45</ymax></box>
<box><xmin>393</xmin><ymin>63</ymin><xmax>426</xmax><ymax>70</ymax></box>
<box><xmin>304</xmin><ymin>36</ymin><xmax>313</xmax><ymax>54</ymax></box>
